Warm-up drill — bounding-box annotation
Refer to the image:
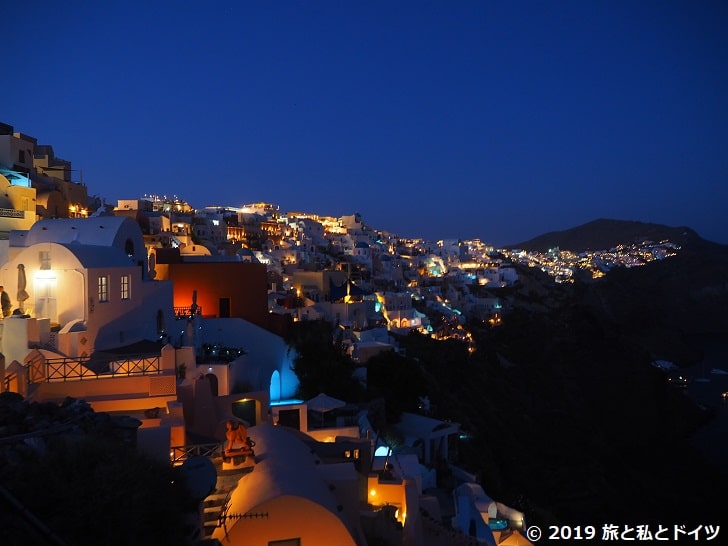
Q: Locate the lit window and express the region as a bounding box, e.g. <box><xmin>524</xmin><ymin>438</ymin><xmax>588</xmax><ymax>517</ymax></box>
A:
<box><xmin>120</xmin><ymin>275</ymin><xmax>130</xmax><ymax>300</ymax></box>
<box><xmin>39</xmin><ymin>251</ymin><xmax>51</xmax><ymax>270</ymax></box>
<box><xmin>98</xmin><ymin>276</ymin><xmax>109</xmax><ymax>302</ymax></box>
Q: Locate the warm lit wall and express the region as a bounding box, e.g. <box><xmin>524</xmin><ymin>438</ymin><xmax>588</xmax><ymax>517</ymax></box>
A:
<box><xmin>36</xmin><ymin>189</ymin><xmax>69</xmax><ymax>219</ymax></box>
<box><xmin>292</xmin><ymin>270</ymin><xmax>348</xmax><ymax>300</ymax></box>
<box><xmin>0</xmin><ymin>243</ymin><xmax>86</xmax><ymax>325</ymax></box>
<box><xmin>0</xmin><ymin>175</ymin><xmax>36</xmax><ymax>232</ymax></box>
<box><xmin>367</xmin><ymin>474</ymin><xmax>408</xmax><ymax>519</ymax></box>
<box><xmin>30</xmin><ymin>374</ymin><xmax>178</xmax><ymax>413</ymax></box>
<box><xmin>217</xmin><ymin>495</ymin><xmax>357</xmax><ymax>546</ymax></box>
<box><xmin>306</xmin><ymin>426</ymin><xmax>361</xmax><ymax>443</ymax></box>
<box><xmin>57</xmin><ymin>180</ymin><xmax>88</xmax><ymax>213</ymax></box>
<box><xmin>163</xmin><ymin>262</ymin><xmax>268</xmax><ymax>327</ymax></box>
<box><xmin>0</xmin><ymin>242</ymin><xmax>175</xmax><ymax>356</ymax></box>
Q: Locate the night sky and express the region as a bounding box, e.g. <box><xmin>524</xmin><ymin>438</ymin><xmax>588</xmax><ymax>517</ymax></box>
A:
<box><xmin>4</xmin><ymin>1</ymin><xmax>727</xmax><ymax>246</ymax></box>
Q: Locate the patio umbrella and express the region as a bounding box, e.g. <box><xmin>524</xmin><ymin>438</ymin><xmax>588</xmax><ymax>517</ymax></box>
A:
<box><xmin>306</xmin><ymin>393</ymin><xmax>346</xmax><ymax>426</ymax></box>
<box><xmin>17</xmin><ymin>264</ymin><xmax>29</xmax><ymax>312</ymax></box>
<box><xmin>306</xmin><ymin>393</ymin><xmax>346</xmax><ymax>413</ymax></box>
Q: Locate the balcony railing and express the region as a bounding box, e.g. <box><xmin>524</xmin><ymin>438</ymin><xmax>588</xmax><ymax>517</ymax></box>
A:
<box><xmin>170</xmin><ymin>443</ymin><xmax>224</xmax><ymax>465</ymax></box>
<box><xmin>0</xmin><ymin>207</ymin><xmax>26</xmax><ymax>218</ymax></box>
<box><xmin>26</xmin><ymin>354</ymin><xmax>161</xmax><ymax>384</ymax></box>
<box><xmin>174</xmin><ymin>305</ymin><xmax>202</xmax><ymax>318</ymax></box>
<box><xmin>2</xmin><ymin>372</ymin><xmax>17</xmax><ymax>394</ymax></box>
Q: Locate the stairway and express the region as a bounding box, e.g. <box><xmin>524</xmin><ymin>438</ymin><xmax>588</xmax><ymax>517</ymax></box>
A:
<box><xmin>201</xmin><ymin>465</ymin><xmax>252</xmax><ymax>539</ymax></box>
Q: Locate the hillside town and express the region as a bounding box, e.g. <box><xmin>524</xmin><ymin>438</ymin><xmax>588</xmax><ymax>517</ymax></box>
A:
<box><xmin>0</xmin><ymin>122</ymin><xmax>683</xmax><ymax>545</ymax></box>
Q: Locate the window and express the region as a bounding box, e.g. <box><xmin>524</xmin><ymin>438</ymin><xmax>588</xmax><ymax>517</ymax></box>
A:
<box><xmin>120</xmin><ymin>275</ymin><xmax>130</xmax><ymax>300</ymax></box>
<box><xmin>98</xmin><ymin>276</ymin><xmax>109</xmax><ymax>302</ymax></box>
<box><xmin>39</xmin><ymin>251</ymin><xmax>51</xmax><ymax>270</ymax></box>
<box><xmin>344</xmin><ymin>448</ymin><xmax>360</xmax><ymax>460</ymax></box>
<box><xmin>18</xmin><ymin>150</ymin><xmax>25</xmax><ymax>163</ymax></box>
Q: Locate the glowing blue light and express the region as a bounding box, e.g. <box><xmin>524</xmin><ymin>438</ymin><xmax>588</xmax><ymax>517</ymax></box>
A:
<box><xmin>270</xmin><ymin>399</ymin><xmax>304</xmax><ymax>407</ymax></box>
<box><xmin>0</xmin><ymin>167</ymin><xmax>31</xmax><ymax>187</ymax></box>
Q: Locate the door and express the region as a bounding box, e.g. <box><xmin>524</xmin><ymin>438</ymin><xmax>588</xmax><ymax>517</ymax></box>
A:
<box><xmin>219</xmin><ymin>297</ymin><xmax>231</xmax><ymax>318</ymax></box>
<box><xmin>277</xmin><ymin>409</ymin><xmax>301</xmax><ymax>430</ymax></box>
<box><xmin>232</xmin><ymin>399</ymin><xmax>256</xmax><ymax>426</ymax></box>
<box><xmin>34</xmin><ymin>276</ymin><xmax>58</xmax><ymax>323</ymax></box>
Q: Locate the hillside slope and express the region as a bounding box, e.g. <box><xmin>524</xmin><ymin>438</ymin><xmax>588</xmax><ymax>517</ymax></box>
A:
<box><xmin>507</xmin><ymin>218</ymin><xmax>707</xmax><ymax>253</ymax></box>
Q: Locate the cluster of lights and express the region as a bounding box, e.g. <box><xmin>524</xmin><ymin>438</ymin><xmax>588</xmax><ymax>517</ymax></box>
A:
<box><xmin>68</xmin><ymin>204</ymin><xmax>88</xmax><ymax>217</ymax></box>
<box><xmin>502</xmin><ymin>240</ymin><xmax>680</xmax><ymax>282</ymax></box>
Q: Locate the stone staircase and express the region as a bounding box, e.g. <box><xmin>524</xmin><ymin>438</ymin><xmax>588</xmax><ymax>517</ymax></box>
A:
<box><xmin>201</xmin><ymin>465</ymin><xmax>252</xmax><ymax>539</ymax></box>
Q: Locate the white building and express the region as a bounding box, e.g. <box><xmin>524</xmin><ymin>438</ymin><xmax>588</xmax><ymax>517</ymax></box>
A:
<box><xmin>0</xmin><ymin>216</ymin><xmax>174</xmax><ymax>363</ymax></box>
<box><xmin>211</xmin><ymin>424</ymin><xmax>366</xmax><ymax>546</ymax></box>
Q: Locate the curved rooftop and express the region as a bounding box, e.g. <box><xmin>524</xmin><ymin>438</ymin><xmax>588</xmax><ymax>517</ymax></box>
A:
<box><xmin>23</xmin><ymin>216</ymin><xmax>131</xmax><ymax>246</ymax></box>
<box><xmin>14</xmin><ymin>216</ymin><xmax>148</xmax><ymax>267</ymax></box>
<box><xmin>220</xmin><ymin>424</ymin><xmax>358</xmax><ymax>544</ymax></box>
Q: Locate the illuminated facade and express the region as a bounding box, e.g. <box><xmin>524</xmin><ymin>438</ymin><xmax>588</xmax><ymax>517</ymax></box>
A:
<box><xmin>0</xmin><ymin>122</ymin><xmax>89</xmax><ymax>220</ymax></box>
<box><xmin>0</xmin><ymin>166</ymin><xmax>36</xmax><ymax>236</ymax></box>
<box><xmin>0</xmin><ymin>217</ymin><xmax>174</xmax><ymax>362</ymax></box>
<box><xmin>142</xmin><ymin>194</ymin><xmax>193</xmax><ymax>213</ymax></box>
<box><xmin>153</xmin><ymin>248</ymin><xmax>269</xmax><ymax>328</ymax></box>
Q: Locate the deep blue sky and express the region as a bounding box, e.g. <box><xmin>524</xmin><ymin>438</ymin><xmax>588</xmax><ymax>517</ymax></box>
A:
<box><xmin>4</xmin><ymin>1</ymin><xmax>727</xmax><ymax>246</ymax></box>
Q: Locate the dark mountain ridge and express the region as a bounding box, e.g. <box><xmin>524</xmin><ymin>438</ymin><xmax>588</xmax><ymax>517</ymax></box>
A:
<box><xmin>452</xmin><ymin>222</ymin><xmax>728</xmax><ymax>526</ymax></box>
<box><xmin>507</xmin><ymin>218</ymin><xmax>718</xmax><ymax>253</ymax></box>
<box><xmin>507</xmin><ymin>219</ymin><xmax>728</xmax><ymax>345</ymax></box>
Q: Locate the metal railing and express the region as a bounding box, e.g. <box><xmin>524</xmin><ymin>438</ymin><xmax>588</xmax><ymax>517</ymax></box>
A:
<box><xmin>0</xmin><ymin>207</ymin><xmax>25</xmax><ymax>218</ymax></box>
<box><xmin>170</xmin><ymin>443</ymin><xmax>224</xmax><ymax>465</ymax></box>
<box><xmin>26</xmin><ymin>354</ymin><xmax>161</xmax><ymax>384</ymax></box>
<box><xmin>174</xmin><ymin>305</ymin><xmax>202</xmax><ymax>317</ymax></box>
<box><xmin>2</xmin><ymin>372</ymin><xmax>17</xmax><ymax>393</ymax></box>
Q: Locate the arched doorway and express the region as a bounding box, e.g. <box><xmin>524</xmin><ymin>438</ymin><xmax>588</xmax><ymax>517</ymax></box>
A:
<box><xmin>269</xmin><ymin>370</ymin><xmax>281</xmax><ymax>403</ymax></box>
<box><xmin>206</xmin><ymin>373</ymin><xmax>219</xmax><ymax>396</ymax></box>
